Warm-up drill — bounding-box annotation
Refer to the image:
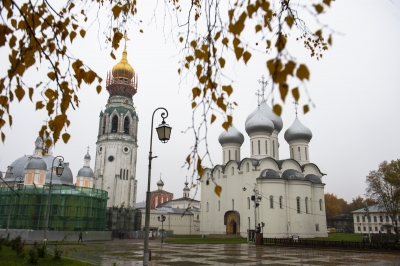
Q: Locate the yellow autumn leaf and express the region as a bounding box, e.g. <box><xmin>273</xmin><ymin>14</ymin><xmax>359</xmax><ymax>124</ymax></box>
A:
<box><xmin>96</xmin><ymin>85</ymin><xmax>102</xmax><ymax>94</ymax></box>
<box><xmin>14</xmin><ymin>85</ymin><xmax>25</xmax><ymax>102</ymax></box>
<box><xmin>218</xmin><ymin>57</ymin><xmax>225</xmax><ymax>68</ymax></box>
<box><xmin>191</xmin><ymin>102</ymin><xmax>196</xmax><ymax>109</ymax></box>
<box><xmin>255</xmin><ymin>24</ymin><xmax>262</xmax><ymax>33</ymax></box>
<box><xmin>286</xmin><ymin>15</ymin><xmax>294</xmax><ymax>28</ymax></box>
<box><xmin>28</xmin><ymin>87</ymin><xmax>34</xmax><ymax>101</ymax></box>
<box><xmin>234</xmin><ymin>46</ymin><xmax>244</xmax><ymax>60</ymax></box>
<box><xmin>292</xmin><ymin>87</ymin><xmax>299</xmax><ymax>101</ymax></box>
<box><xmin>222</xmin><ymin>85</ymin><xmax>233</xmax><ymax>96</ymax></box>
<box><xmin>273</xmin><ymin>104</ymin><xmax>282</xmax><ymax>116</ymax></box>
<box><xmin>214</xmin><ymin>32</ymin><xmax>221</xmax><ymax>41</ymax></box>
<box><xmin>279</xmin><ymin>83</ymin><xmax>289</xmax><ymax>102</ymax></box>
<box><xmin>36</xmin><ymin>101</ymin><xmax>45</xmax><ymax>110</ymax></box>
<box><xmin>243</xmin><ymin>51</ymin><xmax>251</xmax><ymax>64</ymax></box>
<box><xmin>303</xmin><ymin>104</ymin><xmax>310</xmax><ymax>114</ymax></box>
<box><xmin>214</xmin><ymin>185</ymin><xmax>222</xmax><ymax>197</ymax></box>
<box><xmin>62</xmin><ymin>133</ymin><xmax>71</xmax><ymax>143</ymax></box>
<box><xmin>186</xmin><ymin>155</ymin><xmax>190</xmax><ymax>165</ymax></box>
<box><xmin>296</xmin><ymin>64</ymin><xmax>310</xmax><ymax>80</ymax></box>
<box><xmin>221</xmin><ymin>37</ymin><xmax>229</xmax><ymax>47</ymax></box>
<box><xmin>47</xmin><ymin>72</ymin><xmax>56</xmax><ymax>81</ymax></box>
<box><xmin>69</xmin><ymin>31</ymin><xmax>77</xmax><ymax>43</ymax></box>
<box><xmin>211</xmin><ymin>114</ymin><xmax>216</xmax><ymax>124</ymax></box>
<box><xmin>192</xmin><ymin>87</ymin><xmax>201</xmax><ymax>99</ymax></box>
<box><xmin>112</xmin><ymin>5</ymin><xmax>122</xmax><ymax>19</ymax></box>
<box><xmin>110</xmin><ymin>52</ymin><xmax>116</xmax><ymax>60</ymax></box>
<box><xmin>314</xmin><ymin>4</ymin><xmax>324</xmax><ymax>14</ymax></box>
<box><xmin>80</xmin><ymin>29</ymin><xmax>86</xmax><ymax>38</ymax></box>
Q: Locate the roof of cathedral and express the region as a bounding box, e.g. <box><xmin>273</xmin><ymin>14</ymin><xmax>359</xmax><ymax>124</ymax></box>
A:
<box><xmin>104</xmin><ymin>106</ymin><xmax>137</xmax><ymax>117</ymax></box>
<box><xmin>258</xmin><ymin>169</ymin><xmax>280</xmax><ymax>179</ymax></box>
<box><xmin>304</xmin><ymin>174</ymin><xmax>322</xmax><ymax>184</ymax></box>
<box><xmin>112</xmin><ymin>48</ymin><xmax>135</xmax><ymax>80</ymax></box>
<box><xmin>245</xmin><ymin>108</ymin><xmax>274</xmax><ymax>135</ymax></box>
<box><xmin>25</xmin><ymin>157</ymin><xmax>47</xmax><ymax>171</ymax></box>
<box><xmin>77</xmin><ymin>166</ymin><xmax>94</xmax><ymax>178</ymax></box>
<box><xmin>284</xmin><ymin>116</ymin><xmax>312</xmax><ymax>142</ymax></box>
<box><xmin>245</xmin><ymin>100</ymin><xmax>283</xmax><ymax>132</ymax></box>
<box><xmin>157</xmin><ymin>178</ymin><xmax>164</xmax><ymax>187</ymax></box>
<box><xmin>218</xmin><ymin>125</ymin><xmax>244</xmax><ymax>146</ymax></box>
<box><xmin>281</xmin><ymin>169</ymin><xmax>304</xmax><ymax>180</ymax></box>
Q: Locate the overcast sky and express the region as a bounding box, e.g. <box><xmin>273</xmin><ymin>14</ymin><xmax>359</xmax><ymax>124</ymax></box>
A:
<box><xmin>0</xmin><ymin>0</ymin><xmax>399</xmax><ymax>204</ymax></box>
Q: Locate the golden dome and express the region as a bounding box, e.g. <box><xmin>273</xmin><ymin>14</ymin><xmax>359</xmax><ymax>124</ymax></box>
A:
<box><xmin>112</xmin><ymin>48</ymin><xmax>135</xmax><ymax>80</ymax></box>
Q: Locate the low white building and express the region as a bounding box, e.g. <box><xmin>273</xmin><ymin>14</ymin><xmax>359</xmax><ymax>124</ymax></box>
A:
<box><xmin>351</xmin><ymin>204</ymin><xmax>399</xmax><ymax>234</ymax></box>
<box><xmin>200</xmin><ymin>96</ymin><xmax>327</xmax><ymax>238</ymax></box>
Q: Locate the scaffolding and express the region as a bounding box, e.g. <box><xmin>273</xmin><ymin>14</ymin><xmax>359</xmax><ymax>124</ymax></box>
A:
<box><xmin>0</xmin><ymin>185</ymin><xmax>108</xmax><ymax>231</ymax></box>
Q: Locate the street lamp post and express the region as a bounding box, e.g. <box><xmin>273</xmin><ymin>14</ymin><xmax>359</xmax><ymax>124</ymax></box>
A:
<box><xmin>158</xmin><ymin>214</ymin><xmax>166</xmax><ymax>243</ymax></box>
<box><xmin>0</xmin><ymin>173</ymin><xmax>24</xmax><ymax>235</ymax></box>
<box><xmin>243</xmin><ymin>183</ymin><xmax>261</xmax><ymax>242</ymax></box>
<box><xmin>43</xmin><ymin>156</ymin><xmax>64</xmax><ymax>242</ymax></box>
<box><xmin>143</xmin><ymin>107</ymin><xmax>172</xmax><ymax>266</ymax></box>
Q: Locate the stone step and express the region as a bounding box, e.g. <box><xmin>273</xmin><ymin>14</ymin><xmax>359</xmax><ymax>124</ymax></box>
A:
<box><xmin>206</xmin><ymin>234</ymin><xmax>244</xmax><ymax>239</ymax></box>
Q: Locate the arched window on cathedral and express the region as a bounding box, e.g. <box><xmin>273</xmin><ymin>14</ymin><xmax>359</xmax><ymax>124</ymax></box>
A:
<box><xmin>272</xmin><ymin>140</ymin><xmax>275</xmax><ymax>157</ymax></box>
<box><xmin>305</xmin><ymin>147</ymin><xmax>308</xmax><ymax>160</ymax></box>
<box><xmin>305</xmin><ymin>197</ymin><xmax>309</xmax><ymax>214</ymax></box>
<box><xmin>279</xmin><ymin>196</ymin><xmax>283</xmax><ymax>209</ymax></box>
<box><xmin>111</xmin><ymin>116</ymin><xmax>118</xmax><ymax>133</ymax></box>
<box><xmin>123</xmin><ymin>169</ymin><xmax>126</xmax><ymax>180</ymax></box>
<box><xmin>298</xmin><ymin>147</ymin><xmax>301</xmax><ymax>160</ymax></box>
<box><xmin>251</xmin><ymin>141</ymin><xmax>254</xmax><ymax>155</ymax></box>
<box><xmin>270</xmin><ymin>195</ymin><xmax>274</xmax><ymax>208</ymax></box>
<box><xmin>246</xmin><ymin>163</ymin><xmax>249</xmax><ymax>172</ymax></box>
<box><xmin>232</xmin><ymin>199</ymin><xmax>234</xmax><ymax>210</ymax></box>
<box><xmin>231</xmin><ymin>167</ymin><xmax>234</xmax><ymax>175</ymax></box>
<box><xmin>218</xmin><ymin>200</ymin><xmax>220</xmax><ymax>211</ymax></box>
<box><xmin>247</xmin><ymin>197</ymin><xmax>250</xmax><ymax>209</ymax></box>
<box><xmin>197</xmin><ymin>214</ymin><xmax>199</xmax><ymax>220</ymax></box>
<box><xmin>291</xmin><ymin>148</ymin><xmax>294</xmax><ymax>159</ymax></box>
<box><xmin>296</xmin><ymin>197</ymin><xmax>301</xmax><ymax>213</ymax></box>
<box><xmin>102</xmin><ymin>117</ymin><xmax>106</xmax><ymax>134</ymax></box>
<box><xmin>206</xmin><ymin>202</ymin><xmax>209</xmax><ymax>212</ymax></box>
<box><xmin>126</xmin><ymin>170</ymin><xmax>129</xmax><ymax>180</ymax></box>
<box><xmin>229</xmin><ymin>150</ymin><xmax>231</xmax><ymax>160</ymax></box>
<box><xmin>319</xmin><ymin>199</ymin><xmax>323</xmax><ymax>211</ymax></box>
<box><xmin>223</xmin><ymin>151</ymin><xmax>225</xmax><ymax>162</ymax></box>
<box><xmin>124</xmin><ymin>117</ymin><xmax>130</xmax><ymax>134</ymax></box>
<box><xmin>265</xmin><ymin>140</ymin><xmax>268</xmax><ymax>155</ymax></box>
<box><xmin>235</xmin><ymin>150</ymin><xmax>237</xmax><ymax>160</ymax></box>
<box><xmin>120</xmin><ymin>168</ymin><xmax>122</xmax><ymax>179</ymax></box>
<box><xmin>258</xmin><ymin>140</ymin><xmax>260</xmax><ymax>155</ymax></box>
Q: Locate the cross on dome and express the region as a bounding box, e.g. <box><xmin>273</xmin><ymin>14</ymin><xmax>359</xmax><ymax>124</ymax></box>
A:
<box><xmin>123</xmin><ymin>30</ymin><xmax>130</xmax><ymax>49</ymax></box>
<box><xmin>258</xmin><ymin>75</ymin><xmax>268</xmax><ymax>100</ymax></box>
<box><xmin>293</xmin><ymin>101</ymin><xmax>299</xmax><ymax>116</ymax></box>
<box><xmin>255</xmin><ymin>89</ymin><xmax>262</xmax><ymax>106</ymax></box>
<box><xmin>227</xmin><ymin>103</ymin><xmax>235</xmax><ymax>116</ymax></box>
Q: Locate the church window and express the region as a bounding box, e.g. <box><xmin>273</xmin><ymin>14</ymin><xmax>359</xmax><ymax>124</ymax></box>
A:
<box><xmin>232</xmin><ymin>199</ymin><xmax>234</xmax><ymax>210</ymax></box>
<box><xmin>197</xmin><ymin>215</ymin><xmax>199</xmax><ymax>220</ymax></box>
<box><xmin>305</xmin><ymin>147</ymin><xmax>308</xmax><ymax>160</ymax></box>
<box><xmin>218</xmin><ymin>200</ymin><xmax>220</xmax><ymax>211</ymax></box>
<box><xmin>356</xmin><ymin>216</ymin><xmax>360</xmax><ymax>222</ymax></box>
<box><xmin>258</xmin><ymin>140</ymin><xmax>260</xmax><ymax>155</ymax></box>
<box><xmin>126</xmin><ymin>170</ymin><xmax>129</xmax><ymax>179</ymax></box>
<box><xmin>316</xmin><ymin>224</ymin><xmax>320</xmax><ymax>231</ymax></box>
<box><xmin>229</xmin><ymin>150</ymin><xmax>231</xmax><ymax>160</ymax></box>
<box><xmin>111</xmin><ymin>116</ymin><xmax>118</xmax><ymax>133</ymax></box>
<box><xmin>124</xmin><ymin>117</ymin><xmax>130</xmax><ymax>134</ymax></box>
<box><xmin>298</xmin><ymin>147</ymin><xmax>301</xmax><ymax>160</ymax></box>
<box><xmin>319</xmin><ymin>199</ymin><xmax>323</xmax><ymax>211</ymax></box>
<box><xmin>247</xmin><ymin>197</ymin><xmax>250</xmax><ymax>209</ymax></box>
<box><xmin>251</xmin><ymin>141</ymin><xmax>254</xmax><ymax>155</ymax></box>
<box><xmin>296</xmin><ymin>197</ymin><xmax>301</xmax><ymax>213</ymax></box>
<box><xmin>235</xmin><ymin>150</ymin><xmax>237</xmax><ymax>160</ymax></box>
<box><xmin>279</xmin><ymin>196</ymin><xmax>283</xmax><ymax>209</ymax></box>
<box><xmin>272</xmin><ymin>140</ymin><xmax>275</xmax><ymax>157</ymax></box>
<box><xmin>102</xmin><ymin>118</ymin><xmax>106</xmax><ymax>134</ymax></box>
<box><xmin>248</xmin><ymin>217</ymin><xmax>250</xmax><ymax>229</ymax></box>
<box><xmin>246</xmin><ymin>163</ymin><xmax>249</xmax><ymax>172</ymax></box>
<box><xmin>291</xmin><ymin>148</ymin><xmax>294</xmax><ymax>159</ymax></box>
<box><xmin>120</xmin><ymin>168</ymin><xmax>122</xmax><ymax>179</ymax></box>
<box><xmin>380</xmin><ymin>216</ymin><xmax>383</xmax><ymax>222</ymax></box>
<box><xmin>206</xmin><ymin>202</ymin><xmax>209</xmax><ymax>212</ymax></box>
<box><xmin>362</xmin><ymin>216</ymin><xmax>365</xmax><ymax>222</ymax></box>
<box><xmin>363</xmin><ymin>226</ymin><xmax>366</xmax><ymax>231</ymax></box>
<box><xmin>108</xmin><ymin>156</ymin><xmax>114</xmax><ymax>162</ymax></box>
<box><xmin>223</xmin><ymin>151</ymin><xmax>225</xmax><ymax>162</ymax></box>
<box><xmin>374</xmin><ymin>216</ymin><xmax>377</xmax><ymax>222</ymax></box>
<box><xmin>357</xmin><ymin>226</ymin><xmax>361</xmax><ymax>232</ymax></box>
<box><xmin>265</xmin><ymin>141</ymin><xmax>268</xmax><ymax>154</ymax></box>
<box><xmin>231</xmin><ymin>167</ymin><xmax>234</xmax><ymax>175</ymax></box>
<box><xmin>386</xmin><ymin>216</ymin><xmax>389</xmax><ymax>222</ymax></box>
<box><xmin>305</xmin><ymin>197</ymin><xmax>309</xmax><ymax>214</ymax></box>
<box><xmin>270</xmin><ymin>196</ymin><xmax>274</xmax><ymax>208</ymax></box>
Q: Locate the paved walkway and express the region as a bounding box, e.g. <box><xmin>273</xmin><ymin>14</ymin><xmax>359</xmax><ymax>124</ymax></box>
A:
<box><xmin>61</xmin><ymin>238</ymin><xmax>400</xmax><ymax>265</ymax></box>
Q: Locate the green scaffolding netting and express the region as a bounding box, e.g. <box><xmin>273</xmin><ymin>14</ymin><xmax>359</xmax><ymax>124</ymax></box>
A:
<box><xmin>0</xmin><ymin>185</ymin><xmax>108</xmax><ymax>231</ymax></box>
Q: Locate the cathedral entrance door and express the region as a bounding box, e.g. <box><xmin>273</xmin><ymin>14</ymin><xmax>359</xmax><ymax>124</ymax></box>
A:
<box><xmin>224</xmin><ymin>211</ymin><xmax>240</xmax><ymax>234</ymax></box>
<box><xmin>233</xmin><ymin>222</ymin><xmax>237</xmax><ymax>234</ymax></box>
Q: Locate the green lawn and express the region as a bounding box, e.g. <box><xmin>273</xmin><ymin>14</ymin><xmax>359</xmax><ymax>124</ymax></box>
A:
<box><xmin>165</xmin><ymin>235</ymin><xmax>247</xmax><ymax>244</ymax></box>
<box><xmin>0</xmin><ymin>246</ymin><xmax>94</xmax><ymax>266</ymax></box>
<box><xmin>306</xmin><ymin>233</ymin><xmax>364</xmax><ymax>242</ymax></box>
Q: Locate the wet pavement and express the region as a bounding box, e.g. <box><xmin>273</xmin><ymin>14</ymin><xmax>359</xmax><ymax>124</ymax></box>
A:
<box><xmin>61</xmin><ymin>238</ymin><xmax>400</xmax><ymax>265</ymax></box>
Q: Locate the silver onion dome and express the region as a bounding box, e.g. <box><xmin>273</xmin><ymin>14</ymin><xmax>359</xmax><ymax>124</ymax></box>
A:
<box><xmin>259</xmin><ymin>169</ymin><xmax>280</xmax><ymax>179</ymax></box>
<box><xmin>183</xmin><ymin>181</ymin><xmax>190</xmax><ymax>191</ymax></box>
<box><xmin>157</xmin><ymin>179</ymin><xmax>164</xmax><ymax>187</ymax></box>
<box><xmin>245</xmin><ymin>109</ymin><xmax>274</xmax><ymax>135</ymax></box>
<box><xmin>305</xmin><ymin>174</ymin><xmax>322</xmax><ymax>184</ymax></box>
<box><xmin>77</xmin><ymin>166</ymin><xmax>94</xmax><ymax>178</ymax></box>
<box><xmin>284</xmin><ymin>116</ymin><xmax>313</xmax><ymax>142</ymax></box>
<box><xmin>84</xmin><ymin>152</ymin><xmax>91</xmax><ymax>160</ymax></box>
<box><xmin>245</xmin><ymin>100</ymin><xmax>283</xmax><ymax>132</ymax></box>
<box><xmin>218</xmin><ymin>125</ymin><xmax>244</xmax><ymax>146</ymax></box>
<box><xmin>25</xmin><ymin>157</ymin><xmax>47</xmax><ymax>171</ymax></box>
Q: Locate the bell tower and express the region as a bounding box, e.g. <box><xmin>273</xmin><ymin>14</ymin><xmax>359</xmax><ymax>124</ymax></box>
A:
<box><xmin>94</xmin><ymin>38</ymin><xmax>139</xmax><ymax>208</ymax></box>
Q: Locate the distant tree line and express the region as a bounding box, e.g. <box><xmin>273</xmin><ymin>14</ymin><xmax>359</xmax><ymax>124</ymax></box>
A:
<box><xmin>324</xmin><ymin>193</ymin><xmax>376</xmax><ymax>219</ymax></box>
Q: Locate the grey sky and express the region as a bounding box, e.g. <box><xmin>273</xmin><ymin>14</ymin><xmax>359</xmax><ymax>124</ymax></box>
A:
<box><xmin>0</xmin><ymin>0</ymin><xmax>399</xmax><ymax>204</ymax></box>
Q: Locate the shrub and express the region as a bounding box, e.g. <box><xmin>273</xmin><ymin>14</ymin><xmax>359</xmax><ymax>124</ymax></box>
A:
<box><xmin>53</xmin><ymin>242</ymin><xmax>63</xmax><ymax>260</ymax></box>
<box><xmin>11</xmin><ymin>235</ymin><xmax>22</xmax><ymax>250</ymax></box>
<box><xmin>16</xmin><ymin>240</ymin><xmax>26</xmax><ymax>258</ymax></box>
<box><xmin>29</xmin><ymin>247</ymin><xmax>39</xmax><ymax>264</ymax></box>
<box><xmin>37</xmin><ymin>243</ymin><xmax>47</xmax><ymax>258</ymax></box>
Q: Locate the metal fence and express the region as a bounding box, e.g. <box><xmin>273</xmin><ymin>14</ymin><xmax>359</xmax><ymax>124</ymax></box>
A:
<box><xmin>263</xmin><ymin>238</ymin><xmax>398</xmax><ymax>250</ymax></box>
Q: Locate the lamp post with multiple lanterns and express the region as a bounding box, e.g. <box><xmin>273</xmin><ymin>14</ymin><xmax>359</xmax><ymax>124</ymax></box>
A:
<box><xmin>243</xmin><ymin>183</ymin><xmax>262</xmax><ymax>241</ymax></box>
<box><xmin>0</xmin><ymin>173</ymin><xmax>24</xmax><ymax>235</ymax></box>
<box><xmin>143</xmin><ymin>107</ymin><xmax>172</xmax><ymax>266</ymax></box>
<box><xmin>44</xmin><ymin>156</ymin><xmax>64</xmax><ymax>242</ymax></box>
<box><xmin>158</xmin><ymin>214</ymin><xmax>166</xmax><ymax>243</ymax></box>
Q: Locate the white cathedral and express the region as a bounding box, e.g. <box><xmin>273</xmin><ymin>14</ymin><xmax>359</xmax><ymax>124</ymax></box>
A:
<box><xmin>200</xmin><ymin>96</ymin><xmax>328</xmax><ymax>238</ymax></box>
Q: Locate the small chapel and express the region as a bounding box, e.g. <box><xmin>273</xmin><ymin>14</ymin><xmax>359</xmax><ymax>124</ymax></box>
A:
<box><xmin>200</xmin><ymin>80</ymin><xmax>328</xmax><ymax>238</ymax></box>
